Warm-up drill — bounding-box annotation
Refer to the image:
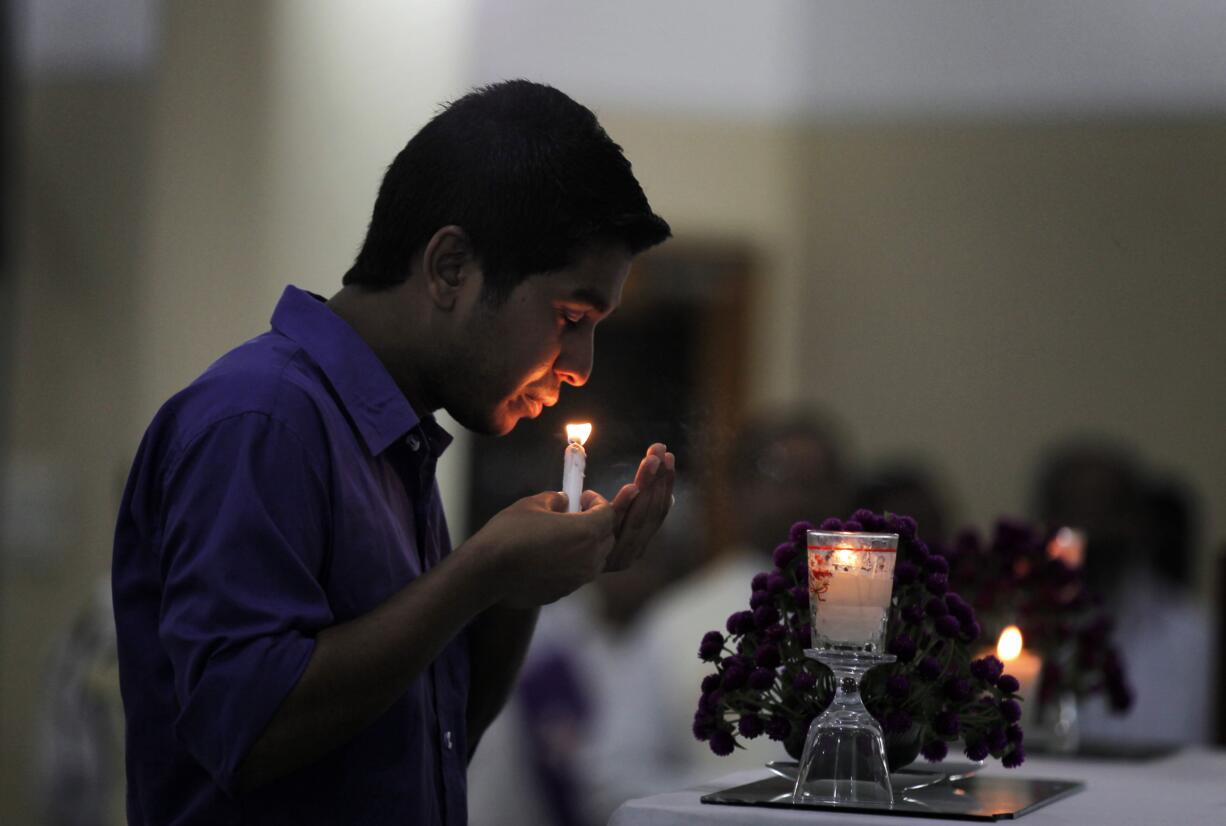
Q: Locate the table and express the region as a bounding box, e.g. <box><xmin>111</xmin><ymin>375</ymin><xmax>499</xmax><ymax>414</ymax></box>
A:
<box><xmin>609</xmin><ymin>748</ymin><xmax>1226</xmax><ymax>825</ymax></box>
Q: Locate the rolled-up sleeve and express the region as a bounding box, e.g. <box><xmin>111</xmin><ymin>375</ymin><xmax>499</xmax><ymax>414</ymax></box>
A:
<box><xmin>158</xmin><ymin>412</ymin><xmax>334</xmax><ymax>796</ymax></box>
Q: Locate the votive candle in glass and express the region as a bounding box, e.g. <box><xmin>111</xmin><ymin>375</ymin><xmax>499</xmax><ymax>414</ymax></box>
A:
<box><xmin>807</xmin><ymin>530</ymin><xmax>899</xmax><ymax>653</ymax></box>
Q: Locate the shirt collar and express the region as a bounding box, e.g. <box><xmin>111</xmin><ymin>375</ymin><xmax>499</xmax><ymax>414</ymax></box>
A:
<box><xmin>270</xmin><ymin>285</ymin><xmax>451</xmax><ymax>458</ymax></box>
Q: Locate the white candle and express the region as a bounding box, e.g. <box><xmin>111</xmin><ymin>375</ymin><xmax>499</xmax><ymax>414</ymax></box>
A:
<box><xmin>562</xmin><ymin>423</ymin><xmax>591</xmax><ymax>513</ymax></box>
<box><xmin>997</xmin><ymin>625</ymin><xmax>1042</xmax><ymax>727</ymax></box>
<box><xmin>807</xmin><ymin>532</ymin><xmax>898</xmax><ymax>652</ymax></box>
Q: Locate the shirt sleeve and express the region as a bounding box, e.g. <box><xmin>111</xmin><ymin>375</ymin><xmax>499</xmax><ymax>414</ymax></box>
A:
<box><xmin>157</xmin><ymin>411</ymin><xmax>334</xmax><ymax>797</ymax></box>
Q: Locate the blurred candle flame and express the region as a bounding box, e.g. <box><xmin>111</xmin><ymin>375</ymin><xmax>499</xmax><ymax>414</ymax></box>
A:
<box><xmin>831</xmin><ymin>548</ymin><xmax>859</xmax><ymax>567</ymax></box>
<box><xmin>1047</xmin><ymin>526</ymin><xmax>1085</xmax><ymax>568</ymax></box>
<box><xmin>997</xmin><ymin>625</ymin><xmax>1024</xmax><ymax>662</ymax></box>
<box><xmin>565</xmin><ymin>422</ymin><xmax>592</xmax><ymax>446</ymax></box>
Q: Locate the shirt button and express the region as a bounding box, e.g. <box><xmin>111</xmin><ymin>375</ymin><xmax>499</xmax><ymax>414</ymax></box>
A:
<box><xmin>444</xmin><ymin>730</ymin><xmax>454</xmax><ymax>750</ymax></box>
<box><xmin>406</xmin><ymin>433</ymin><xmax>421</xmax><ymax>451</ymax></box>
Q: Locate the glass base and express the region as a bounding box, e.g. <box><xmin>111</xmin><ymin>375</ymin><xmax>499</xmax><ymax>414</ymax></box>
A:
<box><xmin>792</xmin><ymin>648</ymin><xmax>896</xmax><ymax>807</ymax></box>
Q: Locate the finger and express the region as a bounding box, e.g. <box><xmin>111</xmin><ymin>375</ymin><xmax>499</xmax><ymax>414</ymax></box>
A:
<box><xmin>580</xmin><ymin>489</ymin><xmax>610</xmax><ymax>510</ymax></box>
<box><xmin>542</xmin><ymin>490</ymin><xmax>569</xmax><ymax>512</ymax></box>
<box><xmin>634</xmin><ymin>453</ymin><xmax>663</xmax><ymax>489</ymax></box>
<box><xmin>610</xmin><ymin>483</ymin><xmax>640</xmax><ymax>514</ymax></box>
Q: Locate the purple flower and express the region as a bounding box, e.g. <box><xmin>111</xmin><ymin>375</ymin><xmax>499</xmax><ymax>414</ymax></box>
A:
<box><xmin>754</xmin><ymin>605</ymin><xmax>780</xmax><ymax>629</ymax></box>
<box><xmin>961</xmin><ymin>620</ymin><xmax>982</xmax><ymax>643</ymax></box>
<box><xmin>751</xmin><ymin>572</ymin><xmax>770</xmax><ymax>592</ymax></box>
<box><xmin>934</xmin><ymin>711</ymin><xmax>960</xmax><ymax>737</ymax></box>
<box><xmin>901</xmin><ymin>603</ymin><xmax>925</xmax><ymax>624</ymax></box>
<box><xmin>765</xmin><ymin>624</ymin><xmax>787</xmax><ymax>642</ymax></box>
<box><xmin>755</xmin><ymin>644</ymin><xmax>781</xmax><ymax>670</ymax></box>
<box><xmin>923</xmin><ymin>554</ymin><xmax>949</xmax><ymax>574</ymax></box>
<box><xmin>925</xmin><ymin>596</ymin><xmax>949</xmax><ymax>618</ymax></box>
<box><xmin>935</xmin><ymin>614</ymin><xmax>962</xmax><ymax>638</ymax></box>
<box><xmin>884</xmin><ymin>710</ymin><xmax>913</xmax><ymax>734</ymax></box>
<box><xmin>722</xmin><ymin>667</ymin><xmax>747</xmax><ymax>691</ymax></box>
<box><xmin>850</xmin><ymin>508</ymin><xmax>877</xmax><ymax>525</ymax></box>
<box><xmin>726</xmin><ymin>611</ymin><xmax>754</xmax><ymax>636</ymax></box>
<box><xmin>894</xmin><ymin>560</ymin><xmax>920</xmax><ymax>585</ymax></box>
<box><xmin>894</xmin><ymin>514</ymin><xmax>918</xmax><ymax>539</ymax></box>
<box><xmin>698</xmin><ymin>691</ymin><xmax>722</xmax><ymax>714</ymax></box>
<box><xmin>917</xmin><ymin>656</ymin><xmax>942</xmax><ymax>681</ymax></box>
<box><xmin>749</xmin><ymin>590</ymin><xmax>771</xmax><ymax>610</ymax></box>
<box><xmin>886</xmin><ymin>674</ymin><xmax>912</xmax><ymax>699</ymax></box>
<box><xmin>911</xmin><ymin>539</ymin><xmax>932</xmax><ymax>564</ymax></box>
<box><xmin>692</xmin><ymin>715</ymin><xmax>714</xmax><ymax>741</ymax></box>
<box><xmin>749</xmin><ymin>668</ymin><xmax>776</xmax><ymax>690</ymax></box>
<box><xmin>1006</xmin><ymin>724</ymin><xmax>1024</xmax><ymax>744</ymax></box>
<box><xmin>1000</xmin><ymin>699</ymin><xmax>1022</xmax><ymax>723</ymax></box>
<box><xmin>772</xmin><ymin>544</ymin><xmax>798</xmax><ymax>569</ymax></box>
<box><xmin>766</xmin><ymin>573</ymin><xmax>788</xmax><ymax>594</ymax></box>
<box><xmin>945</xmin><ymin>677</ymin><xmax>972</xmax><ymax>702</ymax></box>
<box><xmin>997</xmin><ymin>674</ymin><xmax>1020</xmax><ymax>693</ymax></box>
<box><xmin>792</xmin><ymin>671</ymin><xmax>817</xmax><ymax>692</ymax></box>
<box><xmin>789</xmin><ymin>521</ymin><xmax>815</xmax><ymax>543</ymax></box>
<box><xmin>842</xmin><ymin>519</ymin><xmax>864</xmax><ymax>532</ymax></box>
<box><xmin>709</xmin><ymin>729</ymin><xmax>736</xmax><ymax>756</ymax></box>
<box><xmin>699</xmin><ymin>631</ymin><xmax>725</xmax><ymax>661</ymax></box>
<box><xmin>818</xmin><ymin>517</ymin><xmax>844</xmax><ymax>531</ymax></box>
<box><xmin>1001</xmin><ymin>744</ymin><xmax>1026</xmax><ymax>768</ymax></box>
<box><xmin>945</xmin><ymin>592</ymin><xmax>973</xmax><ymax>623</ymax></box>
<box><xmin>723</xmin><ymin>653</ymin><xmax>751</xmax><ymax>671</ymax></box>
<box><xmin>986</xmin><ymin>726</ymin><xmax>1008</xmax><ymax>752</ymax></box>
<box><xmin>965</xmin><ymin>741</ymin><xmax>990</xmax><ymax>761</ymax></box>
<box><xmin>765</xmin><ymin>716</ymin><xmax>791</xmax><ymax>741</ymax></box>
<box><xmin>888</xmin><ymin>633</ymin><xmax>917</xmax><ymax>662</ymax></box>
<box><xmin>789</xmin><ymin>585</ymin><xmax>808</xmax><ymax>606</ymax></box>
<box><xmin>925</xmin><ymin>573</ymin><xmax>949</xmax><ymax>596</ymax></box>
<box><xmin>738</xmin><ymin>713</ymin><xmax>764</xmax><ymax>739</ymax></box>
<box><xmin>701</xmin><ymin>673</ymin><xmax>722</xmax><ymax>693</ymax></box>
<box><xmin>921</xmin><ymin>739</ymin><xmax>949</xmax><ymax>762</ymax></box>
<box><xmin>970</xmin><ymin>655</ymin><xmax>1004</xmax><ymax>683</ymax></box>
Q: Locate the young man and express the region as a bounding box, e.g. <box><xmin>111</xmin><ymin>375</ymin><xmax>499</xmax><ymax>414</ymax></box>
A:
<box><xmin>112</xmin><ymin>80</ymin><xmax>675</xmax><ymax>825</ymax></box>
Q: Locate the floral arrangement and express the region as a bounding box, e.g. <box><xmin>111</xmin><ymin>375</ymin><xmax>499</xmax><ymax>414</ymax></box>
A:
<box><xmin>692</xmin><ymin>510</ymin><xmax>1027</xmax><ymax>769</ymax></box>
<box><xmin>942</xmin><ymin>519</ymin><xmax>1133</xmax><ymax>712</ymax></box>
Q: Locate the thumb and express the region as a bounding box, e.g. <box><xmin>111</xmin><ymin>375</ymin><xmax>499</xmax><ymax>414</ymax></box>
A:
<box><xmin>542</xmin><ymin>490</ymin><xmax>569</xmax><ymax>513</ymax></box>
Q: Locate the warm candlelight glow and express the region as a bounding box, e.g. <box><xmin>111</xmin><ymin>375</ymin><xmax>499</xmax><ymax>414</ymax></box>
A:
<box><xmin>831</xmin><ymin>548</ymin><xmax>860</xmax><ymax>567</ymax></box>
<box><xmin>997</xmin><ymin>625</ymin><xmax>1024</xmax><ymax>661</ymax></box>
<box><xmin>1047</xmin><ymin>526</ymin><xmax>1085</xmax><ymax>568</ymax></box>
<box><xmin>565</xmin><ymin>422</ymin><xmax>592</xmax><ymax>445</ymax></box>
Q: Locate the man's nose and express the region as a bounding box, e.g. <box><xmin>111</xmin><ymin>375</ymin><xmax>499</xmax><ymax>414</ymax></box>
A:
<box><xmin>555</xmin><ymin>330</ymin><xmax>594</xmax><ymax>387</ymax></box>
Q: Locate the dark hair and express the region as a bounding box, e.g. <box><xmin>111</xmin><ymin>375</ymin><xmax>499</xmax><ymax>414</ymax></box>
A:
<box><xmin>344</xmin><ymin>80</ymin><xmax>671</xmax><ymax>301</ymax></box>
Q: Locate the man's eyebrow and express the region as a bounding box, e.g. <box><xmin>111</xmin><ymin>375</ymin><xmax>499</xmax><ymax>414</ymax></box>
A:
<box><xmin>565</xmin><ymin>288</ymin><xmax>611</xmax><ymax>314</ymax></box>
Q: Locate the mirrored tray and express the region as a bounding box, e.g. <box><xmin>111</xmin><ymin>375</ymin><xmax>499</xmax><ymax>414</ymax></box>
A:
<box><xmin>765</xmin><ymin>759</ymin><xmax>983</xmax><ymax>793</ymax></box>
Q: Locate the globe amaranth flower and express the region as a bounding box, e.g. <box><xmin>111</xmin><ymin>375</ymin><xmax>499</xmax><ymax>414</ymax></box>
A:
<box><xmin>997</xmin><ymin>674</ymin><xmax>1020</xmax><ymax>693</ymax></box>
<box><xmin>935</xmin><ymin>614</ymin><xmax>962</xmax><ymax>638</ymax></box>
<box><xmin>754</xmin><ymin>605</ymin><xmax>780</xmax><ymax>629</ymax></box>
<box><xmin>699</xmin><ymin>631</ymin><xmax>725</xmax><ymax>661</ymax></box>
<box><xmin>934</xmin><ymin>710</ymin><xmax>960</xmax><ymax>737</ymax></box>
<box><xmin>960</xmin><ymin>620</ymin><xmax>982</xmax><ymax>643</ymax></box>
<box><xmin>917</xmin><ymin>656</ymin><xmax>942</xmax><ymax>681</ymax></box>
<box><xmin>944</xmin><ymin>592</ymin><xmax>973</xmax><ymax>623</ymax></box>
<box><xmin>921</xmin><ymin>740</ymin><xmax>949</xmax><ymax>762</ymax></box>
<box><xmin>970</xmin><ymin>655</ymin><xmax>1004</xmax><ymax>683</ymax></box>
<box><xmin>1001</xmin><ymin>745</ymin><xmax>1026</xmax><ymax>768</ymax></box>
<box><xmin>901</xmin><ymin>602</ymin><xmax>925</xmax><ymax>624</ymax></box>
<box><xmin>749</xmin><ymin>668</ymin><xmax>776</xmax><ymax>690</ymax></box>
<box><xmin>944</xmin><ymin>677</ymin><xmax>972</xmax><ymax>702</ymax></box>
<box><xmin>965</xmin><ymin>741</ymin><xmax>990</xmax><ymax>761</ymax></box>
<box><xmin>726</xmin><ymin>610</ymin><xmax>755</xmax><ymax>635</ymax></box>
<box><xmin>772</xmin><ymin>544</ymin><xmax>798</xmax><ymax>570</ymax></box>
<box><xmin>701</xmin><ymin>673</ymin><xmax>722</xmax><ymax>693</ymax></box>
<box><xmin>884</xmin><ymin>710</ymin><xmax>913</xmax><ymax>734</ymax></box>
<box><xmin>842</xmin><ymin>519</ymin><xmax>864</xmax><ymax>532</ymax></box>
<box><xmin>722</xmin><ymin>667</ymin><xmax>748</xmax><ymax>691</ymax></box>
<box><xmin>692</xmin><ymin>714</ymin><xmax>715</xmax><ymax>741</ymax></box>
<box><xmin>925</xmin><ymin>596</ymin><xmax>949</xmax><ymax>618</ymax></box>
<box><xmin>738</xmin><ymin>713</ymin><xmax>764</xmax><ymax>739</ymax></box>
<box><xmin>818</xmin><ymin>517</ymin><xmax>844</xmax><ymax>531</ymax></box>
<box><xmin>789</xmin><ymin>585</ymin><xmax>808</xmax><ymax>606</ymax></box>
<box><xmin>765</xmin><ymin>716</ymin><xmax>791</xmax><ymax>741</ymax></box>
<box><xmin>764</xmin><ymin>624</ymin><xmax>787</xmax><ymax>642</ymax></box>
<box><xmin>925</xmin><ymin>573</ymin><xmax>949</xmax><ymax>596</ymax></box>
<box><xmin>751</xmin><ymin>571</ymin><xmax>770</xmax><ymax>592</ymax></box>
<box><xmin>766</xmin><ymin>572</ymin><xmax>788</xmax><ymax>594</ymax></box>
<box><xmin>1006</xmin><ymin>724</ymin><xmax>1024</xmax><ymax>744</ymax></box>
<box><xmin>986</xmin><ymin>726</ymin><xmax>1008</xmax><ymax>752</ymax></box>
<box><xmin>892</xmin><ymin>514</ymin><xmax>918</xmax><ymax>540</ymax></box>
<box><xmin>709</xmin><ymin>729</ymin><xmax>736</xmax><ymax>756</ymax></box>
<box><xmin>887</xmin><ymin>633</ymin><xmax>917</xmax><ymax>662</ymax></box>
<box><xmin>749</xmin><ymin>590</ymin><xmax>771</xmax><ymax>610</ymax></box>
<box><xmin>886</xmin><ymin>674</ymin><xmax>912</xmax><ymax>699</ymax></box>
<box><xmin>698</xmin><ymin>691</ymin><xmax>722</xmax><ymax>714</ymax></box>
<box><xmin>923</xmin><ymin>554</ymin><xmax>949</xmax><ymax>574</ymax></box>
<box><xmin>894</xmin><ymin>560</ymin><xmax>920</xmax><ymax>585</ymax></box>
<box><xmin>755</xmin><ymin>643</ymin><xmax>781</xmax><ymax>670</ymax></box>
<box><xmin>792</xmin><ymin>671</ymin><xmax>817</xmax><ymax>692</ymax></box>
<box><xmin>1000</xmin><ymin>699</ymin><xmax>1022</xmax><ymax>723</ymax></box>
<box><xmin>789</xmin><ymin>520</ymin><xmax>815</xmax><ymax>543</ymax></box>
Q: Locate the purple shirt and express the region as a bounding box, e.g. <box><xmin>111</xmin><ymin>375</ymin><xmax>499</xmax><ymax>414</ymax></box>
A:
<box><xmin>113</xmin><ymin>286</ymin><xmax>469</xmax><ymax>825</ymax></box>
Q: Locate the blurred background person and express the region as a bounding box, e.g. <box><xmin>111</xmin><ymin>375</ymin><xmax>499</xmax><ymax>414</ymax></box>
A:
<box><xmin>1034</xmin><ymin>441</ymin><xmax>1214</xmax><ymax>745</ymax></box>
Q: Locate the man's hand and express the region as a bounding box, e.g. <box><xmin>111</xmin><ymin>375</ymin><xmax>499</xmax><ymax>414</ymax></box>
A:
<box><xmin>474</xmin><ymin>490</ymin><xmax>619</xmax><ymax>608</ymax></box>
<box><xmin>603</xmin><ymin>442</ymin><xmax>676</xmax><ymax>572</ymax></box>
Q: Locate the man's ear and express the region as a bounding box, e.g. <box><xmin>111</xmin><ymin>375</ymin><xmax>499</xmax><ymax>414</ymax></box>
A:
<box><xmin>422</xmin><ymin>225</ymin><xmax>476</xmax><ymax>310</ymax></box>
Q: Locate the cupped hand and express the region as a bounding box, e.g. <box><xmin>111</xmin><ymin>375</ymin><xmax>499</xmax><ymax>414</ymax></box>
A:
<box><xmin>602</xmin><ymin>442</ymin><xmax>676</xmax><ymax>572</ymax></box>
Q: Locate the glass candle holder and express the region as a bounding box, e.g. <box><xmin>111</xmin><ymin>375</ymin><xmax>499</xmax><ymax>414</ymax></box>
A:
<box><xmin>806</xmin><ymin>530</ymin><xmax>899</xmax><ymax>653</ymax></box>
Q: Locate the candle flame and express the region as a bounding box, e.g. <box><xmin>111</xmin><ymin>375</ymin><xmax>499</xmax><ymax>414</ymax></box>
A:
<box><xmin>831</xmin><ymin>548</ymin><xmax>859</xmax><ymax>567</ymax></box>
<box><xmin>565</xmin><ymin>422</ymin><xmax>592</xmax><ymax>446</ymax></box>
<box><xmin>1047</xmin><ymin>526</ymin><xmax>1085</xmax><ymax>568</ymax></box>
<box><xmin>997</xmin><ymin>625</ymin><xmax>1024</xmax><ymax>662</ymax></box>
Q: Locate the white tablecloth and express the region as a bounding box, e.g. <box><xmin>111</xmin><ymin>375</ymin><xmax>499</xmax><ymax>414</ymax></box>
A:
<box><xmin>609</xmin><ymin>748</ymin><xmax>1226</xmax><ymax>825</ymax></box>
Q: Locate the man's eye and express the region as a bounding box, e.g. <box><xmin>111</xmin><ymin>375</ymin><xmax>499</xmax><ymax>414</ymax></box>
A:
<box><xmin>561</xmin><ymin>310</ymin><xmax>585</xmax><ymax>326</ymax></box>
